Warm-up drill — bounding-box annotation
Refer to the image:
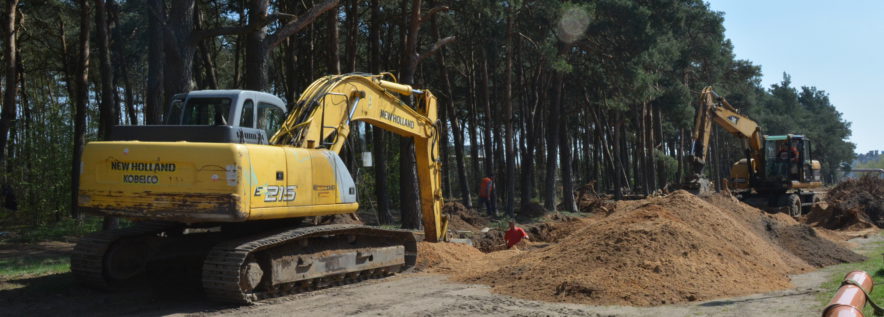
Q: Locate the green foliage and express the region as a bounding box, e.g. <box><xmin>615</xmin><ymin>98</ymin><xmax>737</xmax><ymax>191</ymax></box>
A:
<box><xmin>0</xmin><ymin>255</ymin><xmax>69</xmax><ymax>278</ymax></box>
<box><xmin>2</xmin><ymin>217</ymin><xmax>103</xmax><ymax>243</ymax></box>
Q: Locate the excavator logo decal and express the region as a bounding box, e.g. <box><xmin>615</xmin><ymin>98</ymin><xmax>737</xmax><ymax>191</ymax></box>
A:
<box><xmin>255</xmin><ymin>185</ymin><xmax>297</xmax><ymax>202</ymax></box>
<box><xmin>380</xmin><ymin>110</ymin><xmax>415</xmax><ymax>129</ymax></box>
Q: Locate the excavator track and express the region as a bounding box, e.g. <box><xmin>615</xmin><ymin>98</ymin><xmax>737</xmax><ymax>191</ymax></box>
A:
<box><xmin>71</xmin><ymin>221</ymin><xmax>181</xmax><ymax>289</ymax></box>
<box><xmin>202</xmin><ymin>224</ymin><xmax>417</xmax><ymax>304</ymax></box>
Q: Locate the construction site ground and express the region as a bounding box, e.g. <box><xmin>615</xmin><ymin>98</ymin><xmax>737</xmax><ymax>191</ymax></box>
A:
<box><xmin>0</xmin><ymin>234</ymin><xmax>878</xmax><ymax>316</ymax></box>
<box><xmin>1</xmin><ymin>189</ymin><xmax>882</xmax><ymax>316</ymax></box>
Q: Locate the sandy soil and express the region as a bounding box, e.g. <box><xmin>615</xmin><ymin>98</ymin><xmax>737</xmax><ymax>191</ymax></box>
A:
<box><xmin>179</xmin><ymin>271</ymin><xmax>832</xmax><ymax>317</ymax></box>
<box><xmin>0</xmin><ymin>234</ymin><xmax>878</xmax><ymax>316</ymax></box>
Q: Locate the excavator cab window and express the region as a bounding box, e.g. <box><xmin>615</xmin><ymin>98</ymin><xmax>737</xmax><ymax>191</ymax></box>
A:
<box><xmin>257</xmin><ymin>102</ymin><xmax>284</xmax><ymax>137</ymax></box>
<box><xmin>164</xmin><ymin>96</ymin><xmax>185</xmax><ymax>124</ymax></box>
<box><xmin>182</xmin><ymin>97</ymin><xmax>232</xmax><ymax>126</ymax></box>
<box><xmin>764</xmin><ymin>139</ymin><xmax>792</xmax><ymax>180</ymax></box>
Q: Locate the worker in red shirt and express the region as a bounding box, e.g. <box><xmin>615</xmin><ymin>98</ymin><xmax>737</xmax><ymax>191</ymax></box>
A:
<box><xmin>478</xmin><ymin>174</ymin><xmax>497</xmax><ymax>218</ymax></box>
<box><xmin>504</xmin><ymin>220</ymin><xmax>529</xmax><ymax>249</ymax></box>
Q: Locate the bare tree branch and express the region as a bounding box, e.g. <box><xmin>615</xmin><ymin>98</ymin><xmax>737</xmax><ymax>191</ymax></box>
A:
<box><xmin>267</xmin><ymin>0</ymin><xmax>339</xmax><ymax>49</ymax></box>
<box><xmin>417</xmin><ymin>35</ymin><xmax>455</xmax><ymax>65</ymax></box>
<box><xmin>421</xmin><ymin>6</ymin><xmax>448</xmax><ymax>23</ymax></box>
<box><xmin>193</xmin><ymin>26</ymin><xmax>250</xmax><ymax>39</ymax></box>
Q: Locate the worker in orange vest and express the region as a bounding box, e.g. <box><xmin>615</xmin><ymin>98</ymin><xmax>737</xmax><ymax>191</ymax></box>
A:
<box><xmin>479</xmin><ymin>174</ymin><xmax>497</xmax><ymax>218</ymax></box>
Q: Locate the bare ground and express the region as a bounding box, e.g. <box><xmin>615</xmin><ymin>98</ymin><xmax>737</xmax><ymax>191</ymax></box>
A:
<box><xmin>0</xmin><ymin>234</ymin><xmax>879</xmax><ymax>317</ymax></box>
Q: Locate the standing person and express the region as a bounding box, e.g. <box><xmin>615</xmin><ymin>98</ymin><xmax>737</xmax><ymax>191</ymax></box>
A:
<box><xmin>504</xmin><ymin>220</ymin><xmax>529</xmax><ymax>249</ymax></box>
<box><xmin>479</xmin><ymin>174</ymin><xmax>497</xmax><ymax>217</ymax></box>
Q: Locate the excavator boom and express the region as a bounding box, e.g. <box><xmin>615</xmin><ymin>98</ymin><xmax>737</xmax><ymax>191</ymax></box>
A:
<box><xmin>271</xmin><ymin>74</ymin><xmax>446</xmax><ymax>241</ymax></box>
<box><xmin>690</xmin><ymin>86</ymin><xmax>764</xmax><ymax>177</ymax></box>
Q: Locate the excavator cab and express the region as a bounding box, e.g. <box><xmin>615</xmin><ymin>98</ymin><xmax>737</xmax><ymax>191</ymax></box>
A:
<box><xmin>760</xmin><ymin>135</ymin><xmax>820</xmax><ymax>185</ymax></box>
<box><xmin>111</xmin><ymin>90</ymin><xmax>287</xmax><ymax>144</ymax></box>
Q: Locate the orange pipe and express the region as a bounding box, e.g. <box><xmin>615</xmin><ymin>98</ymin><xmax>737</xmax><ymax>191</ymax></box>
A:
<box><xmin>822</xmin><ymin>271</ymin><xmax>874</xmax><ymax>317</ymax></box>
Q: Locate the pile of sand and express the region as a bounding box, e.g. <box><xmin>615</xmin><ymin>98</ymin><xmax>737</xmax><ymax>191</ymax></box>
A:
<box><xmin>414</xmin><ymin>241</ymin><xmax>485</xmax><ymax>273</ymax></box>
<box><xmin>443</xmin><ymin>202</ymin><xmax>489</xmax><ymax>232</ymax></box>
<box><xmin>417</xmin><ymin>191</ymin><xmax>864</xmax><ymax>307</ymax></box>
<box><xmin>806</xmin><ymin>175</ymin><xmax>884</xmax><ymax>230</ymax></box>
<box><xmin>704</xmin><ymin>194</ymin><xmax>865</xmax><ymax>267</ymax></box>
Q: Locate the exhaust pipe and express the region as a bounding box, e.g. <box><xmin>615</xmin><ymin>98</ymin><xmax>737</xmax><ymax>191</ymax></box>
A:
<box><xmin>822</xmin><ymin>271</ymin><xmax>876</xmax><ymax>317</ymax></box>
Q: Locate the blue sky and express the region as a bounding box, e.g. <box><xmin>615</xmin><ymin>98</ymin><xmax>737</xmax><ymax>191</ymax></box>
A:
<box><xmin>706</xmin><ymin>0</ymin><xmax>884</xmax><ymax>154</ymax></box>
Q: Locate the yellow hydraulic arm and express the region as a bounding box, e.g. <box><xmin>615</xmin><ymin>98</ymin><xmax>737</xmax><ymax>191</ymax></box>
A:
<box><xmin>690</xmin><ymin>86</ymin><xmax>764</xmax><ymax>175</ymax></box>
<box><xmin>270</xmin><ymin>73</ymin><xmax>447</xmax><ymax>242</ymax></box>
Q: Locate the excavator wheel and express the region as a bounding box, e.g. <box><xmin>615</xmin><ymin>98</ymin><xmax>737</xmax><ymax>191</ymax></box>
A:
<box><xmin>786</xmin><ymin>194</ymin><xmax>802</xmax><ymax>219</ymax></box>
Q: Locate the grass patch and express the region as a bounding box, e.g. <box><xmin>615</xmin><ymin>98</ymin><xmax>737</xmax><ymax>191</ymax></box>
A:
<box><xmin>818</xmin><ymin>239</ymin><xmax>884</xmax><ymax>315</ymax></box>
<box><xmin>1</xmin><ymin>216</ymin><xmax>138</xmax><ymax>243</ymax></box>
<box><xmin>0</xmin><ymin>256</ymin><xmax>70</xmax><ymax>278</ymax></box>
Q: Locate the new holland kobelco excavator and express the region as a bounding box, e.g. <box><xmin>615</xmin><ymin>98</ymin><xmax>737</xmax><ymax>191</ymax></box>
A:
<box><xmin>688</xmin><ymin>86</ymin><xmax>823</xmax><ymax>217</ymax></box>
<box><xmin>72</xmin><ymin>73</ymin><xmax>447</xmax><ymax>304</ymax></box>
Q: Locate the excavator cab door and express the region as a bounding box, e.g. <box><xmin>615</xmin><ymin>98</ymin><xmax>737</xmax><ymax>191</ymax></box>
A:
<box><xmin>801</xmin><ymin>138</ymin><xmax>813</xmax><ymax>183</ymax></box>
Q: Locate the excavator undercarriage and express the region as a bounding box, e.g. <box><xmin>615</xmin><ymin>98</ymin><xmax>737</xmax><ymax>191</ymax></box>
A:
<box><xmin>72</xmin><ymin>221</ymin><xmax>417</xmax><ymax>304</ymax></box>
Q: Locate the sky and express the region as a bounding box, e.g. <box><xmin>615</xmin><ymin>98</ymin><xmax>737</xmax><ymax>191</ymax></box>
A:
<box><xmin>705</xmin><ymin>0</ymin><xmax>884</xmax><ymax>154</ymax></box>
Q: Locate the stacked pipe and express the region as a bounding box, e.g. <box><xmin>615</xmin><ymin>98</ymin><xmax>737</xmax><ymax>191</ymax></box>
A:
<box><xmin>822</xmin><ymin>271</ymin><xmax>879</xmax><ymax>317</ymax></box>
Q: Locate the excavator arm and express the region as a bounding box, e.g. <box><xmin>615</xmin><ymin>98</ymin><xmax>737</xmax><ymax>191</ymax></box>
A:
<box><xmin>270</xmin><ymin>74</ymin><xmax>447</xmax><ymax>242</ymax></box>
<box><xmin>689</xmin><ymin>86</ymin><xmax>764</xmax><ymax>178</ymax></box>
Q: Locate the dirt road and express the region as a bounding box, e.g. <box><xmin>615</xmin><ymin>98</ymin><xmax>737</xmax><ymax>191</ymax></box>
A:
<box><xmin>180</xmin><ymin>270</ymin><xmax>828</xmax><ymax>317</ymax></box>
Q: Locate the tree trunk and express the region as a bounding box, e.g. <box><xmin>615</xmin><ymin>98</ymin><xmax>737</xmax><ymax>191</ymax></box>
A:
<box><xmin>163</xmin><ymin>0</ymin><xmax>196</xmax><ymax>103</ymax></box>
<box><xmin>397</xmin><ymin>0</ymin><xmax>423</xmax><ymax>230</ymax></box>
<box><xmin>480</xmin><ymin>56</ymin><xmax>494</xmax><ymax>177</ymax></box>
<box><xmin>244</xmin><ymin>0</ymin><xmax>269</xmax><ymax>90</ymax></box>
<box><xmin>94</xmin><ymin>0</ymin><xmax>119</xmax><ymax>230</ymax></box>
<box><xmin>368</xmin><ymin>0</ymin><xmax>392</xmax><ymax>224</ymax></box>
<box><xmin>560</xmin><ymin>116</ymin><xmax>577</xmax><ymax>212</ymax></box>
<box><xmin>94</xmin><ymin>0</ymin><xmax>116</xmax><ymax>139</ymax></box>
<box><xmin>543</xmin><ymin>70</ymin><xmax>564</xmax><ymax>210</ymax></box>
<box><xmin>70</xmin><ymin>0</ymin><xmax>91</xmax><ymax>219</ymax></box>
<box><xmin>612</xmin><ymin>111</ymin><xmax>624</xmax><ymax>199</ymax></box>
<box><xmin>344</xmin><ymin>0</ymin><xmax>357</xmax><ymax>73</ymax></box>
<box><xmin>108</xmin><ymin>0</ymin><xmax>137</xmax><ymax>125</ymax></box>
<box><xmin>244</xmin><ymin>0</ymin><xmax>339</xmax><ymax>91</ymax></box>
<box><xmin>0</xmin><ymin>0</ymin><xmax>19</xmax><ymax>168</ymax></box>
<box><xmin>325</xmin><ymin>7</ymin><xmax>340</xmax><ymax>74</ymax></box>
<box><xmin>145</xmin><ymin>0</ymin><xmax>163</xmax><ymax>124</ymax></box>
<box><xmin>503</xmin><ymin>7</ymin><xmax>515</xmax><ymax>217</ymax></box>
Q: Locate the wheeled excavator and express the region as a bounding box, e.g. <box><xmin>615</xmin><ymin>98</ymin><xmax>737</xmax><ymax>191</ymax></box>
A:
<box><xmin>72</xmin><ymin>73</ymin><xmax>447</xmax><ymax>304</ymax></box>
<box><xmin>688</xmin><ymin>86</ymin><xmax>823</xmax><ymax>217</ymax></box>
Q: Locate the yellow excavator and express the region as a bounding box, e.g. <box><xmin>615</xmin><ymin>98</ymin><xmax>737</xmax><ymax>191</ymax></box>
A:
<box><xmin>72</xmin><ymin>73</ymin><xmax>447</xmax><ymax>304</ymax></box>
<box><xmin>688</xmin><ymin>86</ymin><xmax>823</xmax><ymax>217</ymax></box>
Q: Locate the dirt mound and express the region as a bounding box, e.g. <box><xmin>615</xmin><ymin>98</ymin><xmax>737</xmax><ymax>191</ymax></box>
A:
<box><xmin>416</xmin><ymin>191</ymin><xmax>865</xmax><ymax>307</ymax></box>
<box><xmin>458</xmin><ymin>191</ymin><xmax>809</xmax><ymax>306</ymax></box>
<box><xmin>704</xmin><ymin>194</ymin><xmax>865</xmax><ymax>267</ymax></box>
<box><xmin>414</xmin><ymin>241</ymin><xmax>486</xmax><ymax>273</ymax></box>
<box><xmin>443</xmin><ymin>202</ymin><xmax>489</xmax><ymax>232</ymax></box>
<box><xmin>573</xmin><ymin>182</ymin><xmax>614</xmax><ymax>213</ymax></box>
<box><xmin>810</xmin><ymin>175</ymin><xmax>884</xmax><ymax>229</ymax></box>
<box><xmin>525</xmin><ymin>215</ymin><xmax>586</xmax><ymax>243</ymax></box>
<box><xmin>519</xmin><ymin>202</ymin><xmax>547</xmax><ymax>219</ymax></box>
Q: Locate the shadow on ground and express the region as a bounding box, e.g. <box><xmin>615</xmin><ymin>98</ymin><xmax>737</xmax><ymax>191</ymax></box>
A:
<box><xmin>0</xmin><ymin>272</ymin><xmax>234</xmax><ymax>316</ymax></box>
